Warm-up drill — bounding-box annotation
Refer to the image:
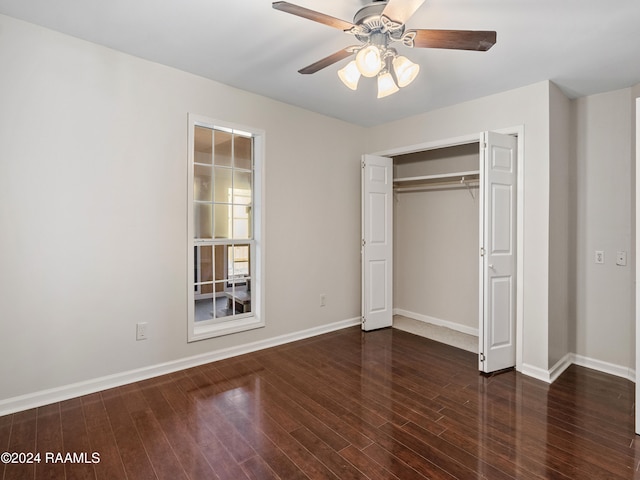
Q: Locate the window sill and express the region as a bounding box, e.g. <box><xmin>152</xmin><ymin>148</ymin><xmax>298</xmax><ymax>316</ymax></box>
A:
<box><xmin>189</xmin><ymin>315</ymin><xmax>264</xmax><ymax>342</ymax></box>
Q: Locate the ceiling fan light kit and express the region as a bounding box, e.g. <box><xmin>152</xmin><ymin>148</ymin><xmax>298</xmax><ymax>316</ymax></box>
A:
<box><xmin>355</xmin><ymin>45</ymin><xmax>383</xmax><ymax>78</ymax></box>
<box><xmin>337</xmin><ymin>60</ymin><xmax>361</xmax><ymax>90</ymax></box>
<box><xmin>377</xmin><ymin>69</ymin><xmax>400</xmax><ymax>98</ymax></box>
<box><xmin>272</xmin><ymin>0</ymin><xmax>496</xmax><ymax>99</ymax></box>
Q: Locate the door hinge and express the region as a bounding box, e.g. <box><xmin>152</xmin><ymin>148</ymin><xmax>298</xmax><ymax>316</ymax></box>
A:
<box><xmin>480</xmin><ymin>353</ymin><xmax>486</xmax><ymax>362</ymax></box>
<box><xmin>362</xmin><ymin>316</ymin><xmax>366</xmax><ymax>325</ymax></box>
<box><xmin>480</xmin><ymin>247</ymin><xmax>485</xmax><ymax>257</ymax></box>
<box><xmin>362</xmin><ymin>239</ymin><xmax>366</xmax><ymax>247</ymax></box>
<box><xmin>362</xmin><ymin>159</ymin><xmax>366</xmax><ymax>169</ymax></box>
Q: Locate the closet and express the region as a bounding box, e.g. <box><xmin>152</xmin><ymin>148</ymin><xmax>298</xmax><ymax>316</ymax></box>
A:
<box><xmin>392</xmin><ymin>143</ymin><xmax>480</xmax><ymax>342</ymax></box>
<box><xmin>362</xmin><ymin>131</ymin><xmax>518</xmax><ymax>373</ymax></box>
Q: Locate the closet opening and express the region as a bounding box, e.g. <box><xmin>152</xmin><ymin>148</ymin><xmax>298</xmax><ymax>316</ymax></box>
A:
<box><xmin>392</xmin><ymin>142</ymin><xmax>481</xmax><ymax>353</ymax></box>
<box><xmin>362</xmin><ymin>130</ymin><xmax>521</xmax><ymax>374</ymax></box>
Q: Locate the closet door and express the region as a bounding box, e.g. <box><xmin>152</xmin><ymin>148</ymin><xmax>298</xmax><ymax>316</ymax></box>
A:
<box><xmin>480</xmin><ymin>132</ymin><xmax>517</xmax><ymax>372</ymax></box>
<box><xmin>362</xmin><ymin>155</ymin><xmax>393</xmax><ymax>331</ymax></box>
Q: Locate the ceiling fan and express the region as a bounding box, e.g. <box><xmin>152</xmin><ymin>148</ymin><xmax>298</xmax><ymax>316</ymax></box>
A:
<box><xmin>272</xmin><ymin>0</ymin><xmax>496</xmax><ymax>98</ymax></box>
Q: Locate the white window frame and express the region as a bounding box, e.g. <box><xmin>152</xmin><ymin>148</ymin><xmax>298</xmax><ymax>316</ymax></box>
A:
<box><xmin>187</xmin><ymin>114</ymin><xmax>265</xmax><ymax>341</ymax></box>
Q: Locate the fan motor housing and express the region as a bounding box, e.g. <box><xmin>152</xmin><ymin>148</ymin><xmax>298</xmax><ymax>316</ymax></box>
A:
<box><xmin>353</xmin><ymin>1</ymin><xmax>405</xmax><ymax>42</ymax></box>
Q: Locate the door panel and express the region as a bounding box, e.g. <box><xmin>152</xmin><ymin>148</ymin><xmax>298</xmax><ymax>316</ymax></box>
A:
<box><xmin>480</xmin><ymin>132</ymin><xmax>517</xmax><ymax>372</ymax></box>
<box><xmin>362</xmin><ymin>155</ymin><xmax>393</xmax><ymax>331</ymax></box>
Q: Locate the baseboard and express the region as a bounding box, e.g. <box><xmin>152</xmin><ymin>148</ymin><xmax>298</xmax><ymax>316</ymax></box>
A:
<box><xmin>394</xmin><ymin>309</ymin><xmax>479</xmax><ymax>337</ymax></box>
<box><xmin>522</xmin><ymin>353</ymin><xmax>635</xmax><ymax>384</ymax></box>
<box><xmin>548</xmin><ymin>353</ymin><xmax>574</xmax><ymax>383</ymax></box>
<box><xmin>572</xmin><ymin>354</ymin><xmax>636</xmax><ymax>383</ymax></box>
<box><xmin>520</xmin><ymin>363</ymin><xmax>554</xmax><ymax>383</ymax></box>
<box><xmin>0</xmin><ymin>317</ymin><xmax>361</xmax><ymax>417</ymax></box>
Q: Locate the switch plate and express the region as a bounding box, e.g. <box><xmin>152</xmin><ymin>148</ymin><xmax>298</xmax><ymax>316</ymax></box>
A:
<box><xmin>136</xmin><ymin>322</ymin><xmax>148</xmax><ymax>341</ymax></box>
<box><xmin>320</xmin><ymin>294</ymin><xmax>326</xmax><ymax>307</ymax></box>
<box><xmin>616</xmin><ymin>251</ymin><xmax>627</xmax><ymax>266</ymax></box>
<box><xmin>595</xmin><ymin>251</ymin><xmax>604</xmax><ymax>264</ymax></box>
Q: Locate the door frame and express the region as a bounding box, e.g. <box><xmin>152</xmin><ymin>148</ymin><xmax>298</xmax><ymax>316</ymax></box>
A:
<box><xmin>367</xmin><ymin>126</ymin><xmax>525</xmax><ymax>372</ymax></box>
<box><xmin>635</xmin><ymin>96</ymin><xmax>639</xmax><ymax>435</ymax></box>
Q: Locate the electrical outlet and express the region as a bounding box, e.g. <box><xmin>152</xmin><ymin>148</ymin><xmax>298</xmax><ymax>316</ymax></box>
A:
<box><xmin>136</xmin><ymin>322</ymin><xmax>148</xmax><ymax>341</ymax></box>
<box><xmin>320</xmin><ymin>294</ymin><xmax>326</xmax><ymax>307</ymax></box>
<box><xmin>594</xmin><ymin>251</ymin><xmax>604</xmax><ymax>264</ymax></box>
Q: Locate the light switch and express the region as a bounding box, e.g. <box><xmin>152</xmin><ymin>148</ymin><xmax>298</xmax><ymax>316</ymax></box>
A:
<box><xmin>616</xmin><ymin>251</ymin><xmax>627</xmax><ymax>266</ymax></box>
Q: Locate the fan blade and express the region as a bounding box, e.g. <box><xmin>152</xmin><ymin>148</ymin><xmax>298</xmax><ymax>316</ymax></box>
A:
<box><xmin>272</xmin><ymin>1</ymin><xmax>355</xmax><ymax>31</ymax></box>
<box><xmin>410</xmin><ymin>29</ymin><xmax>497</xmax><ymax>51</ymax></box>
<box><xmin>382</xmin><ymin>0</ymin><xmax>427</xmax><ymax>25</ymax></box>
<box><xmin>298</xmin><ymin>48</ymin><xmax>356</xmax><ymax>74</ymax></box>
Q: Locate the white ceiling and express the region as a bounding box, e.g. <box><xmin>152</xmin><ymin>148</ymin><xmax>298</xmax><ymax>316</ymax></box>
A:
<box><xmin>1</xmin><ymin>0</ymin><xmax>639</xmax><ymax>127</ymax></box>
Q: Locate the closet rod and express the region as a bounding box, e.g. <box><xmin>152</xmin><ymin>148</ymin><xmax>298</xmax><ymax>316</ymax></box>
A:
<box><xmin>394</xmin><ymin>169</ymin><xmax>480</xmax><ymax>185</ymax></box>
<box><xmin>395</xmin><ymin>180</ymin><xmax>479</xmax><ymax>193</ymax></box>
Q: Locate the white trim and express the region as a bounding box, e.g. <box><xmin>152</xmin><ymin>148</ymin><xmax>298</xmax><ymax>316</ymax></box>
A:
<box><xmin>548</xmin><ymin>353</ymin><xmax>573</xmax><ymax>383</ymax></box>
<box><xmin>520</xmin><ymin>363</ymin><xmax>554</xmax><ymax>383</ymax></box>
<box><xmin>187</xmin><ymin>114</ymin><xmax>266</xmax><ymax>342</ymax></box>
<box><xmin>635</xmin><ymin>96</ymin><xmax>640</xmax><ymax>434</ymax></box>
<box><xmin>394</xmin><ymin>309</ymin><xmax>479</xmax><ymax>336</ymax></box>
<box><xmin>371</xmin><ymin>133</ymin><xmax>481</xmax><ymax>157</ymax></box>
<box><xmin>572</xmin><ymin>354</ymin><xmax>636</xmax><ymax>383</ymax></box>
<box><xmin>0</xmin><ymin>317</ymin><xmax>360</xmax><ymax>417</ymax></box>
<box><xmin>522</xmin><ymin>353</ymin><xmax>635</xmax><ymax>384</ymax></box>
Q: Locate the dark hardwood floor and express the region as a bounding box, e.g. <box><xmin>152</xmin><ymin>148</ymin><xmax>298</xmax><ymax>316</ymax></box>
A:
<box><xmin>1</xmin><ymin>326</ymin><xmax>638</xmax><ymax>479</ymax></box>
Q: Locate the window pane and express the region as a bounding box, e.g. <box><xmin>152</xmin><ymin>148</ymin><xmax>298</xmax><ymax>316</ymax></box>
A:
<box><xmin>195</xmin><ymin>298</ymin><xmax>214</xmax><ymax>322</ymax></box>
<box><xmin>234</xmin><ymin>135</ymin><xmax>252</xmax><ymax>170</ymax></box>
<box><xmin>194</xmin><ymin>164</ymin><xmax>212</xmax><ymax>202</ymax></box>
<box><xmin>194</xmin><ymin>126</ymin><xmax>213</xmax><ymax>165</ymax></box>
<box><xmin>233</xmin><ymin>171</ymin><xmax>252</xmax><ymax>204</ymax></box>
<box><xmin>214</xmin><ymin>204</ymin><xmax>230</xmax><ymax>239</ymax></box>
<box><xmin>196</xmin><ymin>245</ymin><xmax>213</xmax><ymax>283</ymax></box>
<box><xmin>194</xmin><ymin>203</ymin><xmax>212</xmax><ymax>239</ymax></box>
<box><xmin>228</xmin><ymin>245</ymin><xmax>250</xmax><ymax>278</ymax></box>
<box><xmin>214</xmin><ymin>130</ymin><xmax>232</xmax><ymax>167</ymax></box>
<box><xmin>213</xmin><ymin>167</ymin><xmax>233</xmax><ymax>204</ymax></box>
<box><xmin>214</xmin><ymin>245</ymin><xmax>226</xmax><ymax>283</ymax></box>
<box><xmin>232</xmin><ymin>206</ymin><xmax>251</xmax><ymax>239</ymax></box>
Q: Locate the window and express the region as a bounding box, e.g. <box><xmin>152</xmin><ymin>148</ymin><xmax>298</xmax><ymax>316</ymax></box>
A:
<box><xmin>187</xmin><ymin>114</ymin><xmax>264</xmax><ymax>341</ymax></box>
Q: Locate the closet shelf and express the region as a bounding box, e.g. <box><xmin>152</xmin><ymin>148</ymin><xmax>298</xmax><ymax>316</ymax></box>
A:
<box><xmin>393</xmin><ymin>170</ymin><xmax>480</xmax><ymax>188</ymax></box>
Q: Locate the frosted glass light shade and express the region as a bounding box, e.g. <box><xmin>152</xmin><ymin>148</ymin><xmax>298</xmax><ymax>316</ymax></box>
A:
<box><xmin>377</xmin><ymin>71</ymin><xmax>399</xmax><ymax>98</ymax></box>
<box><xmin>338</xmin><ymin>61</ymin><xmax>361</xmax><ymax>90</ymax></box>
<box><xmin>356</xmin><ymin>45</ymin><xmax>382</xmax><ymax>78</ymax></box>
<box><xmin>392</xmin><ymin>55</ymin><xmax>420</xmax><ymax>88</ymax></box>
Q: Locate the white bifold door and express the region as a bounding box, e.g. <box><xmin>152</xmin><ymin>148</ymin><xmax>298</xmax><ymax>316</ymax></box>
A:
<box><xmin>361</xmin><ymin>132</ymin><xmax>517</xmax><ymax>373</ymax></box>
<box><xmin>361</xmin><ymin>155</ymin><xmax>393</xmax><ymax>331</ymax></box>
<box><xmin>479</xmin><ymin>132</ymin><xmax>517</xmax><ymax>373</ymax></box>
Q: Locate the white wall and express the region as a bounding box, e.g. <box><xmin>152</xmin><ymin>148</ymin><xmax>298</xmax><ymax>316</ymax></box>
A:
<box><xmin>367</xmin><ymin>81</ymin><xmax>552</xmax><ymax>372</ymax></box>
<box><xmin>0</xmin><ymin>14</ymin><xmax>365</xmax><ymax>405</ymax></box>
<box><xmin>573</xmin><ymin>88</ymin><xmax>635</xmax><ymax>370</ymax></box>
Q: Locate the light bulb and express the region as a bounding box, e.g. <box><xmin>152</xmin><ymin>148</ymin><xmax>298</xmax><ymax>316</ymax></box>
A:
<box><xmin>392</xmin><ymin>55</ymin><xmax>420</xmax><ymax>88</ymax></box>
<box><xmin>355</xmin><ymin>45</ymin><xmax>382</xmax><ymax>78</ymax></box>
<box><xmin>337</xmin><ymin>60</ymin><xmax>361</xmax><ymax>90</ymax></box>
<box><xmin>377</xmin><ymin>71</ymin><xmax>399</xmax><ymax>99</ymax></box>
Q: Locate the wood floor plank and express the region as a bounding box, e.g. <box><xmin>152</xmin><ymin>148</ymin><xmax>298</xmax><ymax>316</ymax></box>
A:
<box><xmin>35</xmin><ymin>403</ymin><xmax>65</xmax><ymax>480</ymax></box>
<box><xmin>59</xmin><ymin>399</ymin><xmax>98</xmax><ymax>480</ymax></box>
<box><xmin>81</xmin><ymin>395</ymin><xmax>128</xmax><ymax>480</ymax></box>
<box><xmin>290</xmin><ymin>426</ymin><xmax>368</xmax><ymax>480</ymax></box>
<box><xmin>4</xmin><ymin>409</ymin><xmax>37</xmax><ymax>480</ymax></box>
<box><xmin>101</xmin><ymin>392</ymin><xmax>157</xmax><ymax>480</ymax></box>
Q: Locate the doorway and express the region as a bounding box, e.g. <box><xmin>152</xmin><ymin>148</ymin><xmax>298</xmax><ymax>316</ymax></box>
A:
<box><xmin>362</xmin><ymin>129</ymin><xmax>524</xmax><ymax>373</ymax></box>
